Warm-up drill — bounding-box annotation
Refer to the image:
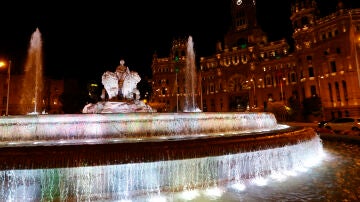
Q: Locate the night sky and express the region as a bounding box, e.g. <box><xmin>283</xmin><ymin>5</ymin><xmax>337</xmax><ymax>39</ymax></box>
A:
<box><xmin>0</xmin><ymin>0</ymin><xmax>358</xmax><ymax>82</ymax></box>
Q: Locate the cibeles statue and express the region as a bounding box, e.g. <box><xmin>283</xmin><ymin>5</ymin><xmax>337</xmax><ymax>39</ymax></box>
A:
<box><xmin>83</xmin><ymin>60</ymin><xmax>155</xmax><ymax>113</ymax></box>
<box><xmin>101</xmin><ymin>60</ymin><xmax>141</xmax><ymax>101</ymax></box>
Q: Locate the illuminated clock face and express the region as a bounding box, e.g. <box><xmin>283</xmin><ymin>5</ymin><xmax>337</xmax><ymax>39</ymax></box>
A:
<box><xmin>236</xmin><ymin>0</ymin><xmax>256</xmax><ymax>6</ymax></box>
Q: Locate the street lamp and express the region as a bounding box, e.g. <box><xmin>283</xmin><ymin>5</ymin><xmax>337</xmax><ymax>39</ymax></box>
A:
<box><xmin>317</xmin><ymin>75</ymin><xmax>324</xmax><ymax>119</ymax></box>
<box><xmin>0</xmin><ymin>60</ymin><xmax>11</xmax><ymax>115</ymax></box>
<box><xmin>250</xmin><ymin>78</ymin><xmax>256</xmax><ymax>108</ymax></box>
<box><xmin>278</xmin><ymin>77</ymin><xmax>287</xmax><ymax>106</ymax></box>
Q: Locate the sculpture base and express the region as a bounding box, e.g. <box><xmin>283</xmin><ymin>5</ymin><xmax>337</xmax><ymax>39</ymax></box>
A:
<box><xmin>82</xmin><ymin>101</ymin><xmax>156</xmax><ymax>113</ymax></box>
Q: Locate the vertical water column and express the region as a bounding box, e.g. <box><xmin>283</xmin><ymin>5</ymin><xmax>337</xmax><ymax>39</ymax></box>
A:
<box><xmin>184</xmin><ymin>36</ymin><xmax>200</xmax><ymax>112</ymax></box>
<box><xmin>20</xmin><ymin>28</ymin><xmax>44</xmax><ymax>114</ymax></box>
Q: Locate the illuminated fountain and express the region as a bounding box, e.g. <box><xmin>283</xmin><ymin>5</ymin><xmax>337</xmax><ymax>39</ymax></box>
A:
<box><xmin>183</xmin><ymin>36</ymin><xmax>201</xmax><ymax>112</ymax></box>
<box><xmin>0</xmin><ymin>113</ymin><xmax>322</xmax><ymax>201</ymax></box>
<box><xmin>20</xmin><ymin>28</ymin><xmax>44</xmax><ymax>115</ymax></box>
<box><xmin>0</xmin><ymin>34</ymin><xmax>327</xmax><ymax>201</ymax></box>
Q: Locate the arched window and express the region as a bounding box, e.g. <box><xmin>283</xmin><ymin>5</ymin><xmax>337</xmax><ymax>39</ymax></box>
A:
<box><xmin>265</xmin><ymin>74</ymin><xmax>272</xmax><ymax>86</ymax></box>
<box><xmin>209</xmin><ymin>83</ymin><xmax>215</xmax><ymax>93</ymax></box>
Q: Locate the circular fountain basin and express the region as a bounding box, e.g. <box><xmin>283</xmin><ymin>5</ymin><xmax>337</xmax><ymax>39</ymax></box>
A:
<box><xmin>0</xmin><ymin>112</ymin><xmax>323</xmax><ymax>200</ymax></box>
<box><xmin>0</xmin><ymin>112</ymin><xmax>279</xmax><ymax>141</ymax></box>
<box><xmin>0</xmin><ymin>124</ymin><xmax>316</xmax><ymax>170</ymax></box>
<box><xmin>0</xmin><ymin>112</ymin><xmax>318</xmax><ymax>170</ymax></box>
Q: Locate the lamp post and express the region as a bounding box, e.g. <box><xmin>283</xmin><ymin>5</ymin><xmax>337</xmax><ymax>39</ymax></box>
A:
<box><xmin>175</xmin><ymin>69</ymin><xmax>179</xmax><ymax>113</ymax></box>
<box><xmin>6</xmin><ymin>60</ymin><xmax>11</xmax><ymax>115</ymax></box>
<box><xmin>317</xmin><ymin>75</ymin><xmax>324</xmax><ymax>119</ymax></box>
<box><xmin>280</xmin><ymin>77</ymin><xmax>286</xmax><ymax>105</ymax></box>
<box><xmin>250</xmin><ymin>78</ymin><xmax>256</xmax><ymax>108</ymax></box>
<box><xmin>0</xmin><ymin>60</ymin><xmax>11</xmax><ymax>115</ymax></box>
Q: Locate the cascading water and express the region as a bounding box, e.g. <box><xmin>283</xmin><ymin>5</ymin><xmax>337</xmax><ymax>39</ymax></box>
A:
<box><xmin>0</xmin><ymin>112</ymin><xmax>281</xmax><ymax>142</ymax></box>
<box><xmin>184</xmin><ymin>36</ymin><xmax>201</xmax><ymax>112</ymax></box>
<box><xmin>0</xmin><ymin>137</ymin><xmax>324</xmax><ymax>201</ymax></box>
<box><xmin>20</xmin><ymin>28</ymin><xmax>43</xmax><ymax>115</ymax></box>
<box><xmin>0</xmin><ymin>111</ymin><xmax>325</xmax><ymax>201</ymax></box>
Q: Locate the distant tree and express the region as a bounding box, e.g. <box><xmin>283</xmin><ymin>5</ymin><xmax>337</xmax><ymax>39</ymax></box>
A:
<box><xmin>59</xmin><ymin>91</ymin><xmax>88</xmax><ymax>114</ymax></box>
<box><xmin>87</xmin><ymin>80</ymin><xmax>102</xmax><ymax>103</ymax></box>
<box><xmin>287</xmin><ymin>94</ymin><xmax>301</xmax><ymax>121</ymax></box>
<box><xmin>302</xmin><ymin>95</ymin><xmax>322</xmax><ymax>118</ymax></box>
<box><xmin>59</xmin><ymin>80</ymin><xmax>89</xmax><ymax>114</ymax></box>
<box><xmin>137</xmin><ymin>76</ymin><xmax>153</xmax><ymax>100</ymax></box>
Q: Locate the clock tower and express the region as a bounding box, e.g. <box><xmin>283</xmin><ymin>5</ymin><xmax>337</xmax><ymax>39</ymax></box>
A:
<box><xmin>223</xmin><ymin>0</ymin><xmax>267</xmax><ymax>49</ymax></box>
<box><xmin>232</xmin><ymin>0</ymin><xmax>257</xmax><ymax>31</ymax></box>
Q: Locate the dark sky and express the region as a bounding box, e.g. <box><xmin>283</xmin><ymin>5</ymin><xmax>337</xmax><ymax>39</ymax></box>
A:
<box><xmin>0</xmin><ymin>0</ymin><xmax>358</xmax><ymax>82</ymax></box>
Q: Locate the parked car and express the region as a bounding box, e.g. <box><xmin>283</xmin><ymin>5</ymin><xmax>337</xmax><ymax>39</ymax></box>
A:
<box><xmin>315</xmin><ymin>126</ymin><xmax>335</xmax><ymax>134</ymax></box>
<box><xmin>324</xmin><ymin>117</ymin><xmax>360</xmax><ymax>132</ymax></box>
<box><xmin>317</xmin><ymin>120</ymin><xmax>329</xmax><ymax>128</ymax></box>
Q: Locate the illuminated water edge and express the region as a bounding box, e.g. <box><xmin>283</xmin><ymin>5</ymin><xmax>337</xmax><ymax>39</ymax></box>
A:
<box><xmin>0</xmin><ymin>112</ymin><xmax>279</xmax><ymax>142</ymax></box>
<box><xmin>0</xmin><ymin>123</ymin><xmax>290</xmax><ymax>147</ymax></box>
<box><xmin>0</xmin><ymin>112</ymin><xmax>323</xmax><ymax>201</ymax></box>
<box><xmin>0</xmin><ymin>135</ymin><xmax>323</xmax><ymax>201</ymax></box>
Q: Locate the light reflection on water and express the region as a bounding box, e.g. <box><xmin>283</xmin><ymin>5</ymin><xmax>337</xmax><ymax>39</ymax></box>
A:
<box><xmin>131</xmin><ymin>140</ymin><xmax>360</xmax><ymax>202</ymax></box>
<box><xmin>208</xmin><ymin>141</ymin><xmax>360</xmax><ymax>202</ymax></box>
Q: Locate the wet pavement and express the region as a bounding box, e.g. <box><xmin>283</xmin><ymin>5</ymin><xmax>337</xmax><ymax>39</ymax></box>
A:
<box><xmin>283</xmin><ymin>121</ymin><xmax>360</xmax><ymax>144</ymax></box>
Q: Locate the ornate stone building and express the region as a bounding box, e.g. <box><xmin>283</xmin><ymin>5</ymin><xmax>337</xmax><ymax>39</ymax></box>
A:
<box><xmin>150</xmin><ymin>38</ymin><xmax>190</xmax><ymax>112</ymax></box>
<box><xmin>290</xmin><ymin>0</ymin><xmax>360</xmax><ymax>119</ymax></box>
<box><xmin>150</xmin><ymin>0</ymin><xmax>360</xmax><ymax>121</ymax></box>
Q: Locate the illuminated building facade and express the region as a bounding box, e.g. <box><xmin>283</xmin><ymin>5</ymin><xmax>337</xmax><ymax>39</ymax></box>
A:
<box><xmin>290</xmin><ymin>0</ymin><xmax>360</xmax><ymax>119</ymax></box>
<box><xmin>150</xmin><ymin>38</ymin><xmax>190</xmax><ymax>112</ymax></box>
<box><xmin>151</xmin><ymin>0</ymin><xmax>360</xmax><ymax>121</ymax></box>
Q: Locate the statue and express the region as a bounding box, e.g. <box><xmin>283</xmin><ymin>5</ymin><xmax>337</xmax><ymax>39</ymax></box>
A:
<box><xmin>115</xmin><ymin>59</ymin><xmax>129</xmax><ymax>99</ymax></box>
<box><xmin>82</xmin><ymin>59</ymin><xmax>155</xmax><ymax>113</ymax></box>
<box><xmin>101</xmin><ymin>71</ymin><xmax>118</xmax><ymax>100</ymax></box>
<box><xmin>122</xmin><ymin>71</ymin><xmax>141</xmax><ymax>100</ymax></box>
<box><xmin>101</xmin><ymin>59</ymin><xmax>141</xmax><ymax>101</ymax></box>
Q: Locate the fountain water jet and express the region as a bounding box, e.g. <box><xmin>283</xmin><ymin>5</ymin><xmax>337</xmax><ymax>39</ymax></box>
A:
<box><xmin>20</xmin><ymin>28</ymin><xmax>44</xmax><ymax>115</ymax></box>
<box><xmin>184</xmin><ymin>36</ymin><xmax>201</xmax><ymax>112</ymax></box>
